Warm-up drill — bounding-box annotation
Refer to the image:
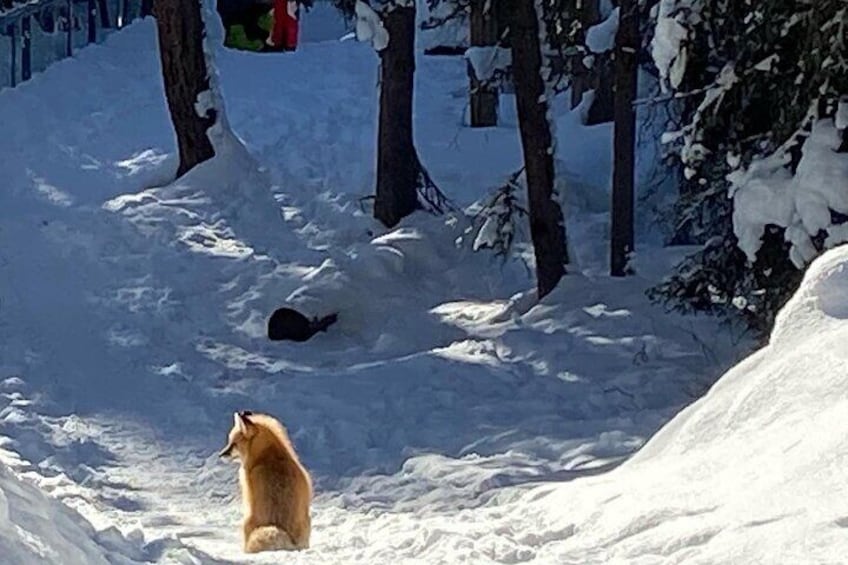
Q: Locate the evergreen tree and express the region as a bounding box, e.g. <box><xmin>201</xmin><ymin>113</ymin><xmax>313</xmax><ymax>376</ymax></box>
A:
<box><xmin>649</xmin><ymin>0</ymin><xmax>848</xmax><ymax>333</ymax></box>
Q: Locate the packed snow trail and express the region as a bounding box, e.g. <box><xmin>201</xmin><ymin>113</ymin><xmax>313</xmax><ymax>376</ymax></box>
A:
<box><xmin>0</xmin><ymin>19</ymin><xmax>763</xmax><ymax>564</ymax></box>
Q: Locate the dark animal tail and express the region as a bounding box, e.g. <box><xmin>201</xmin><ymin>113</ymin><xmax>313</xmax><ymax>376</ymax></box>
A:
<box><xmin>309</xmin><ymin>313</ymin><xmax>338</xmax><ymax>334</ymax></box>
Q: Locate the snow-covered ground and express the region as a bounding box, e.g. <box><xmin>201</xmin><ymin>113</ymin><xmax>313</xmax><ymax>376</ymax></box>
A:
<box><xmin>0</xmin><ymin>13</ymin><xmax>842</xmax><ymax>565</ymax></box>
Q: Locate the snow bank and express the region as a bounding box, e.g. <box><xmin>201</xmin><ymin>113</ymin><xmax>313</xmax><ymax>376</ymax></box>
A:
<box><xmin>316</xmin><ymin>246</ymin><xmax>848</xmax><ymax>563</ymax></box>
<box><xmin>485</xmin><ymin>244</ymin><xmax>848</xmax><ymax>562</ymax></box>
<box><xmin>0</xmin><ymin>457</ymin><xmax>140</xmax><ymax>564</ymax></box>
<box><xmin>731</xmin><ymin>119</ymin><xmax>848</xmax><ymax>267</ymax></box>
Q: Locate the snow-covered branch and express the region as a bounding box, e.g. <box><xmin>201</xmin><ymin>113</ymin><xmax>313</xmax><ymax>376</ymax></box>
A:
<box><xmin>354</xmin><ymin>0</ymin><xmax>389</xmax><ymax>51</ymax></box>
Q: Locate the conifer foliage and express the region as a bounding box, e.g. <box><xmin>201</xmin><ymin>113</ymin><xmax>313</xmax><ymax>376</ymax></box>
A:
<box><xmin>650</xmin><ymin>0</ymin><xmax>848</xmax><ymax>333</ymax></box>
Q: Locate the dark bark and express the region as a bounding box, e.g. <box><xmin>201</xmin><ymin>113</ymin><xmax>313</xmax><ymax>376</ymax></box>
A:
<box><xmin>570</xmin><ymin>0</ymin><xmax>613</xmax><ymax>123</ymax></box>
<box><xmin>610</xmin><ymin>0</ymin><xmax>638</xmax><ymax>277</ymax></box>
<box><xmin>98</xmin><ymin>0</ymin><xmax>112</xmax><ymax>28</ymax></box>
<box><xmin>469</xmin><ymin>0</ymin><xmax>498</xmax><ymax>127</ymax></box>
<box><xmin>88</xmin><ymin>0</ymin><xmax>97</xmax><ymax>43</ymax></box>
<box><xmin>153</xmin><ymin>0</ymin><xmax>216</xmax><ymax>178</ymax></box>
<box><xmin>570</xmin><ymin>0</ymin><xmax>599</xmax><ymax>108</ymax></box>
<box><xmin>375</xmin><ymin>6</ymin><xmax>419</xmax><ymax>228</ymax></box>
<box><xmin>586</xmin><ymin>57</ymin><xmax>615</xmax><ymax>124</ymax></box>
<box><xmin>507</xmin><ymin>0</ymin><xmax>568</xmax><ymax>298</ymax></box>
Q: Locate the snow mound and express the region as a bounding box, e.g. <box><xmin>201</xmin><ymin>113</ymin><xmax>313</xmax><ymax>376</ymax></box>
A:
<box><xmin>0</xmin><ymin>458</ymin><xmax>138</xmax><ymax>564</ymax></box>
<box><xmin>498</xmin><ymin>244</ymin><xmax>848</xmax><ymax>562</ymax></box>
<box><xmin>270</xmin><ymin>247</ymin><xmax>847</xmax><ymax>563</ymax></box>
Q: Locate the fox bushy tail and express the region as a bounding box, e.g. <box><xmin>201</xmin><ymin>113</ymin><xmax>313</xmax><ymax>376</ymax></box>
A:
<box><xmin>246</xmin><ymin>526</ymin><xmax>304</xmax><ymax>553</ymax></box>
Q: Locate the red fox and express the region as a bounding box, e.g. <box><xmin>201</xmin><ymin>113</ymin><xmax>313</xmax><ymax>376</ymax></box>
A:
<box><xmin>219</xmin><ymin>411</ymin><xmax>312</xmax><ymax>552</ymax></box>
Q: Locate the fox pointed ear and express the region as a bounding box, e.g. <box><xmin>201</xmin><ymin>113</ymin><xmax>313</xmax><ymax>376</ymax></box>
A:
<box><xmin>234</xmin><ymin>412</ymin><xmax>247</xmax><ymax>434</ymax></box>
<box><xmin>234</xmin><ymin>411</ymin><xmax>254</xmax><ymax>434</ymax></box>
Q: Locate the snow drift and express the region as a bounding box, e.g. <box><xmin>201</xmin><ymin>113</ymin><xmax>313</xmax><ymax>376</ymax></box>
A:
<box><xmin>0</xmin><ymin>451</ymin><xmax>139</xmax><ymax>564</ymax></box>
<box><xmin>310</xmin><ymin>245</ymin><xmax>848</xmax><ymax>563</ymax></box>
<box><xmin>477</xmin><ymin>244</ymin><xmax>848</xmax><ymax>563</ymax></box>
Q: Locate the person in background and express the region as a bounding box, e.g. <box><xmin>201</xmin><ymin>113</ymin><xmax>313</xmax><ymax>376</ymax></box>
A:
<box><xmin>265</xmin><ymin>0</ymin><xmax>299</xmax><ymax>52</ymax></box>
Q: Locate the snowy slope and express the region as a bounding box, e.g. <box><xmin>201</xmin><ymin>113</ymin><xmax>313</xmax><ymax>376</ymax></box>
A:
<box><xmin>243</xmin><ymin>248</ymin><xmax>848</xmax><ymax>564</ymax></box>
<box><xmin>2</xmin><ymin>12</ymin><xmax>831</xmax><ymax>565</ymax></box>
<box><xmin>479</xmin><ymin>246</ymin><xmax>848</xmax><ymax>563</ymax></box>
<box><xmin>0</xmin><ymin>450</ymin><xmax>138</xmax><ymax>565</ymax></box>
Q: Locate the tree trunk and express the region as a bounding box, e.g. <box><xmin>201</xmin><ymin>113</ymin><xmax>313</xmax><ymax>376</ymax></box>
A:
<box><xmin>586</xmin><ymin>56</ymin><xmax>615</xmax><ymax>124</ymax></box>
<box><xmin>98</xmin><ymin>0</ymin><xmax>112</xmax><ymax>29</ymax></box>
<box><xmin>375</xmin><ymin>6</ymin><xmax>419</xmax><ymax>228</ymax></box>
<box><xmin>570</xmin><ymin>0</ymin><xmax>600</xmax><ymax>109</ymax></box>
<box><xmin>469</xmin><ymin>0</ymin><xmax>498</xmax><ymax>127</ymax></box>
<box><xmin>610</xmin><ymin>0</ymin><xmax>638</xmax><ymax>277</ymax></box>
<box><xmin>153</xmin><ymin>0</ymin><xmax>216</xmax><ymax>178</ymax></box>
<box><xmin>570</xmin><ymin>0</ymin><xmax>614</xmax><ymax>124</ymax></box>
<box><xmin>507</xmin><ymin>0</ymin><xmax>568</xmax><ymax>298</ymax></box>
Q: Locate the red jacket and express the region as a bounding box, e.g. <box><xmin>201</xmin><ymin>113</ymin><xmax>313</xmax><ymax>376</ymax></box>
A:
<box><xmin>268</xmin><ymin>0</ymin><xmax>299</xmax><ymax>50</ymax></box>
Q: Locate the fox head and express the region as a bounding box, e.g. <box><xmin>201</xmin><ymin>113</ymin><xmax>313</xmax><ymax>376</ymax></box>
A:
<box><xmin>219</xmin><ymin>411</ymin><xmax>257</xmax><ymax>460</ymax></box>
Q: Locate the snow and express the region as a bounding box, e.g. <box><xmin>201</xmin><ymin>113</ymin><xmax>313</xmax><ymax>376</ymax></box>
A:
<box><xmin>510</xmin><ymin>246</ymin><xmax>848</xmax><ymax>563</ymax></box>
<box><xmin>418</xmin><ymin>0</ymin><xmax>468</xmax><ymax>52</ymax></box>
<box><xmin>836</xmin><ymin>97</ymin><xmax>848</xmax><ymax>131</ymax></box>
<box><xmin>200</xmin><ymin>0</ymin><xmax>240</xmax><ymax>153</ymax></box>
<box><xmin>585</xmin><ymin>7</ymin><xmax>619</xmax><ymax>54</ymax></box>
<box><xmin>465</xmin><ymin>45</ymin><xmax>511</xmax><ymax>83</ymax></box>
<box><xmin>731</xmin><ymin>119</ymin><xmax>848</xmax><ymax>267</ymax></box>
<box><xmin>652</xmin><ymin>0</ymin><xmax>694</xmax><ymax>92</ymax></box>
<box><xmin>0</xmin><ymin>9</ymin><xmax>844</xmax><ymax>565</ymax></box>
<box><xmin>0</xmin><ymin>456</ymin><xmax>135</xmax><ymax>564</ymax></box>
<box><xmin>753</xmin><ymin>53</ymin><xmax>780</xmax><ymax>72</ymax></box>
<box><xmin>194</xmin><ymin>89</ymin><xmax>215</xmax><ymax>119</ymax></box>
<box><xmin>354</xmin><ymin>0</ymin><xmax>388</xmax><ymax>52</ymax></box>
<box><xmin>300</xmin><ymin>1</ymin><xmax>354</xmax><ymax>43</ymax></box>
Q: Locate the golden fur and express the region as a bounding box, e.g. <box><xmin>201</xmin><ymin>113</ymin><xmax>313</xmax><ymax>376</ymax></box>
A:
<box><xmin>220</xmin><ymin>412</ymin><xmax>312</xmax><ymax>553</ymax></box>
